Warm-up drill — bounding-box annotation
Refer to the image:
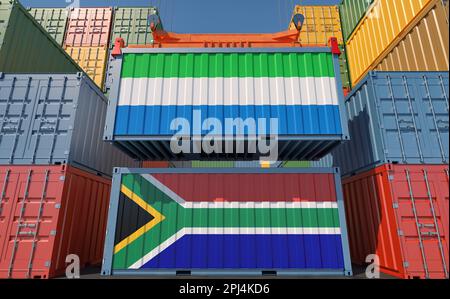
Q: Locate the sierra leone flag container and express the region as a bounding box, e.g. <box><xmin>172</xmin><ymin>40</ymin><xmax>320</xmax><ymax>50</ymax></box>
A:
<box><xmin>101</xmin><ymin>168</ymin><xmax>353</xmax><ymax>276</ymax></box>
<box><xmin>103</xmin><ymin>47</ymin><xmax>349</xmax><ymax>161</ymax></box>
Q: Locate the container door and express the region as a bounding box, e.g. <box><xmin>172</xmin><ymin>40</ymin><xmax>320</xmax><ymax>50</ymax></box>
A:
<box><xmin>392</xmin><ymin>166</ymin><xmax>449</xmax><ymax>279</ymax></box>
<box><xmin>0</xmin><ymin>166</ymin><xmax>63</xmax><ymax>279</ymax></box>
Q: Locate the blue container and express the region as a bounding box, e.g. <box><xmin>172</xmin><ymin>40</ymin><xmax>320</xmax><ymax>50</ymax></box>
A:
<box><xmin>332</xmin><ymin>71</ymin><xmax>449</xmax><ymax>176</ymax></box>
<box><xmin>0</xmin><ymin>73</ymin><xmax>138</xmax><ymax>176</ymax></box>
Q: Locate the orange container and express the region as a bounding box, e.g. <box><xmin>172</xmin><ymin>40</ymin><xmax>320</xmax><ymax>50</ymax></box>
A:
<box><xmin>0</xmin><ymin>165</ymin><xmax>111</xmax><ymax>279</ymax></box>
<box><xmin>342</xmin><ymin>164</ymin><xmax>449</xmax><ymax>279</ymax></box>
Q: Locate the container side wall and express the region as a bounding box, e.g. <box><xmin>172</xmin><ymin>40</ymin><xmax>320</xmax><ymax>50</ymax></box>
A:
<box><xmin>0</xmin><ymin>1</ymin><xmax>80</xmax><ymax>73</ymax></box>
<box><xmin>346</xmin><ymin>0</ymin><xmax>438</xmax><ymax>86</ymax></box>
<box><xmin>339</xmin><ymin>0</ymin><xmax>374</xmax><ymax>41</ymax></box>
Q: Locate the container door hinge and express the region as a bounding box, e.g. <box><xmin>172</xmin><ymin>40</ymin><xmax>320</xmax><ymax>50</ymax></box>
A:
<box><xmin>45</xmin><ymin>261</ymin><xmax>51</xmax><ymax>268</ymax></box>
<box><xmin>393</xmin><ymin>203</ymin><xmax>399</xmax><ymax>209</ymax></box>
<box><xmin>59</xmin><ymin>176</ymin><xmax>65</xmax><ymax>181</ymax></box>
<box><xmin>398</xmin><ymin>230</ymin><xmax>404</xmax><ymax>236</ymax></box>
<box><xmin>388</xmin><ymin>175</ymin><xmax>395</xmax><ymax>181</ymax></box>
<box><xmin>50</xmin><ymin>230</ymin><xmax>57</xmax><ymax>236</ymax></box>
<box><xmin>55</xmin><ymin>203</ymin><xmax>61</xmax><ymax>209</ymax></box>
<box><xmin>403</xmin><ymin>261</ymin><xmax>409</xmax><ymax>268</ymax></box>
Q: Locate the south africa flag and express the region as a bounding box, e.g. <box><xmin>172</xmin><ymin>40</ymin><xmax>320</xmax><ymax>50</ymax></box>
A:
<box><xmin>112</xmin><ymin>172</ymin><xmax>346</xmax><ymax>270</ymax></box>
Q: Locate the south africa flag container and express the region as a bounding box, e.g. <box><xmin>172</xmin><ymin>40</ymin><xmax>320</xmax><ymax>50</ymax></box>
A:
<box><xmin>101</xmin><ymin>168</ymin><xmax>353</xmax><ymax>276</ymax></box>
<box><xmin>104</xmin><ymin>47</ymin><xmax>349</xmax><ymax>161</ymax></box>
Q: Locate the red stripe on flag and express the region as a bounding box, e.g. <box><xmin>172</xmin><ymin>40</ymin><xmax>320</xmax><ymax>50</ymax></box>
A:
<box><xmin>151</xmin><ymin>173</ymin><xmax>337</xmax><ymax>202</ymax></box>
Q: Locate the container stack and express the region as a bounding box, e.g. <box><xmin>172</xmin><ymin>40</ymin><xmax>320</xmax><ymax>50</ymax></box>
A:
<box><xmin>0</xmin><ymin>1</ymin><xmax>137</xmax><ymax>279</ymax></box>
<box><xmin>324</xmin><ymin>0</ymin><xmax>449</xmax><ymax>279</ymax></box>
<box><xmin>62</xmin><ymin>7</ymin><xmax>113</xmax><ymax>90</ymax></box>
<box><xmin>99</xmin><ymin>8</ymin><xmax>354</xmax><ymax>277</ymax></box>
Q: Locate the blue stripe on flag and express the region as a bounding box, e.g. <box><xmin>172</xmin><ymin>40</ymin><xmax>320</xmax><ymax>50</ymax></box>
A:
<box><xmin>140</xmin><ymin>234</ymin><xmax>345</xmax><ymax>269</ymax></box>
<box><xmin>114</xmin><ymin>105</ymin><xmax>342</xmax><ymax>135</ymax></box>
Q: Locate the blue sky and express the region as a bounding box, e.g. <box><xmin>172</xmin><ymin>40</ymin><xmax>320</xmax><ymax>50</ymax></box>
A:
<box><xmin>20</xmin><ymin>0</ymin><xmax>341</xmax><ymax>33</ymax></box>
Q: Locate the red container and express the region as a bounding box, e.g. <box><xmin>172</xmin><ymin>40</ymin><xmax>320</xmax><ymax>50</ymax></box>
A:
<box><xmin>0</xmin><ymin>165</ymin><xmax>111</xmax><ymax>279</ymax></box>
<box><xmin>140</xmin><ymin>161</ymin><xmax>170</xmax><ymax>168</ymax></box>
<box><xmin>342</xmin><ymin>164</ymin><xmax>449</xmax><ymax>279</ymax></box>
<box><xmin>64</xmin><ymin>8</ymin><xmax>113</xmax><ymax>47</ymax></box>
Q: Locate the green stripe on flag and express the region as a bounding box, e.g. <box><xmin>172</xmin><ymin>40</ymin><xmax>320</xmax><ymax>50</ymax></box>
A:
<box><xmin>121</xmin><ymin>52</ymin><xmax>335</xmax><ymax>78</ymax></box>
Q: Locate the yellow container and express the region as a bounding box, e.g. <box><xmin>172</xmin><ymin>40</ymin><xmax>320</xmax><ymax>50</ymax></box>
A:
<box><xmin>65</xmin><ymin>46</ymin><xmax>108</xmax><ymax>89</ymax></box>
<box><xmin>375</xmin><ymin>0</ymin><xmax>448</xmax><ymax>73</ymax></box>
<box><xmin>289</xmin><ymin>5</ymin><xmax>343</xmax><ymax>46</ymax></box>
<box><xmin>346</xmin><ymin>0</ymin><xmax>438</xmax><ymax>87</ymax></box>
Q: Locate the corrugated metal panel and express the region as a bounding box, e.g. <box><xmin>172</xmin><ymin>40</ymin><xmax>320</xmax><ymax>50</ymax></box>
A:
<box><xmin>343</xmin><ymin>164</ymin><xmax>449</xmax><ymax>279</ymax></box>
<box><xmin>0</xmin><ymin>1</ymin><xmax>81</xmax><ymax>73</ymax></box>
<box><xmin>104</xmin><ymin>48</ymin><xmax>349</xmax><ymax>161</ymax></box>
<box><xmin>0</xmin><ymin>165</ymin><xmax>111</xmax><ymax>279</ymax></box>
<box><xmin>375</xmin><ymin>1</ymin><xmax>449</xmax><ymax>74</ymax></box>
<box><xmin>0</xmin><ymin>73</ymin><xmax>138</xmax><ymax>176</ymax></box>
<box><xmin>101</xmin><ymin>168</ymin><xmax>353</xmax><ymax>276</ymax></box>
<box><xmin>346</xmin><ymin>0</ymin><xmax>437</xmax><ymax>87</ymax></box>
<box><xmin>311</xmin><ymin>155</ymin><xmax>333</xmax><ymax>168</ymax></box>
<box><xmin>289</xmin><ymin>5</ymin><xmax>343</xmax><ymax>45</ymax></box>
<box><xmin>339</xmin><ymin>0</ymin><xmax>374</xmax><ymax>41</ymax></box>
<box><xmin>331</xmin><ymin>71</ymin><xmax>449</xmax><ymax>177</ymax></box>
<box><xmin>65</xmin><ymin>46</ymin><xmax>108</xmax><ymax>89</ymax></box>
<box><xmin>141</xmin><ymin>161</ymin><xmax>170</xmax><ymax>168</ymax></box>
<box><xmin>110</xmin><ymin>7</ymin><xmax>158</xmax><ymax>46</ymax></box>
<box><xmin>64</xmin><ymin>7</ymin><xmax>113</xmax><ymax>47</ymax></box>
<box><xmin>28</xmin><ymin>8</ymin><xmax>69</xmax><ymax>46</ymax></box>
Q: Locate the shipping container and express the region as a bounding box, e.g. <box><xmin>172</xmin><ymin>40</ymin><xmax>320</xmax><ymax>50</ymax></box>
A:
<box><xmin>0</xmin><ymin>73</ymin><xmax>138</xmax><ymax>176</ymax></box>
<box><xmin>339</xmin><ymin>0</ymin><xmax>374</xmax><ymax>42</ymax></box>
<box><xmin>110</xmin><ymin>7</ymin><xmax>159</xmax><ymax>47</ymax></box>
<box><xmin>0</xmin><ymin>1</ymin><xmax>80</xmax><ymax>73</ymax></box>
<box><xmin>28</xmin><ymin>8</ymin><xmax>69</xmax><ymax>46</ymax></box>
<box><xmin>331</xmin><ymin>71</ymin><xmax>449</xmax><ymax>177</ymax></box>
<box><xmin>374</xmin><ymin>0</ymin><xmax>449</xmax><ymax>74</ymax></box>
<box><xmin>0</xmin><ymin>165</ymin><xmax>111</xmax><ymax>279</ymax></box>
<box><xmin>65</xmin><ymin>46</ymin><xmax>108</xmax><ymax>89</ymax></box>
<box><xmin>141</xmin><ymin>161</ymin><xmax>170</xmax><ymax>168</ymax></box>
<box><xmin>289</xmin><ymin>5</ymin><xmax>343</xmax><ymax>46</ymax></box>
<box><xmin>101</xmin><ymin>168</ymin><xmax>353</xmax><ymax>276</ymax></box>
<box><xmin>346</xmin><ymin>0</ymin><xmax>441</xmax><ymax>87</ymax></box>
<box><xmin>64</xmin><ymin>7</ymin><xmax>113</xmax><ymax>47</ymax></box>
<box><xmin>343</xmin><ymin>164</ymin><xmax>449</xmax><ymax>279</ymax></box>
<box><xmin>170</xmin><ymin>161</ymin><xmax>193</xmax><ymax>168</ymax></box>
<box><xmin>104</xmin><ymin>47</ymin><xmax>349</xmax><ymax>161</ymax></box>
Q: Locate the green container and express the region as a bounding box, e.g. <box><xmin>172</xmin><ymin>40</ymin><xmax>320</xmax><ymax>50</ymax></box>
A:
<box><xmin>281</xmin><ymin>161</ymin><xmax>311</xmax><ymax>168</ymax></box>
<box><xmin>110</xmin><ymin>7</ymin><xmax>160</xmax><ymax>47</ymax></box>
<box><xmin>340</xmin><ymin>0</ymin><xmax>374</xmax><ymax>41</ymax></box>
<box><xmin>192</xmin><ymin>161</ymin><xmax>235</xmax><ymax>168</ymax></box>
<box><xmin>339</xmin><ymin>45</ymin><xmax>351</xmax><ymax>90</ymax></box>
<box><xmin>0</xmin><ymin>0</ymin><xmax>80</xmax><ymax>73</ymax></box>
<box><xmin>28</xmin><ymin>8</ymin><xmax>69</xmax><ymax>46</ymax></box>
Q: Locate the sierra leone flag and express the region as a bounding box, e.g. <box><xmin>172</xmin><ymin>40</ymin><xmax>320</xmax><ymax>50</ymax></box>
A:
<box><xmin>112</xmin><ymin>173</ymin><xmax>346</xmax><ymax>270</ymax></box>
<box><xmin>114</xmin><ymin>51</ymin><xmax>342</xmax><ymax>136</ymax></box>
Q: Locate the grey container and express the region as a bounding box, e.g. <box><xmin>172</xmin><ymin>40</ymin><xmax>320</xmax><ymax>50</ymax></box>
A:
<box><xmin>331</xmin><ymin>71</ymin><xmax>449</xmax><ymax>177</ymax></box>
<box><xmin>0</xmin><ymin>73</ymin><xmax>138</xmax><ymax>176</ymax></box>
<box><xmin>311</xmin><ymin>155</ymin><xmax>334</xmax><ymax>168</ymax></box>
